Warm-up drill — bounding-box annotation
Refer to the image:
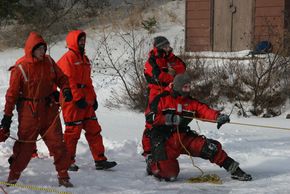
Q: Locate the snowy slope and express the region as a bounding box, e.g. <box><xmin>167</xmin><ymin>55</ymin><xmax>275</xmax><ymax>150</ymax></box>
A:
<box><xmin>1</xmin><ymin>0</ymin><xmax>290</xmax><ymax>193</ymax></box>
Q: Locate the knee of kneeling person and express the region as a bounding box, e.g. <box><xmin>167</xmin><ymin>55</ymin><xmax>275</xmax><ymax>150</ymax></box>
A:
<box><xmin>152</xmin><ymin>160</ymin><xmax>180</xmax><ymax>181</ymax></box>
<box><xmin>199</xmin><ymin>139</ymin><xmax>221</xmax><ymax>160</ymax></box>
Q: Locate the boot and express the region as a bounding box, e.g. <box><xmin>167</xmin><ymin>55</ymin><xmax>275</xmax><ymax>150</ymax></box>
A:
<box><xmin>231</xmin><ymin>167</ymin><xmax>252</xmax><ymax>181</ymax></box>
<box><xmin>68</xmin><ymin>163</ymin><xmax>79</xmax><ymax>171</ymax></box>
<box><xmin>145</xmin><ymin>154</ymin><xmax>153</xmax><ymax>175</ymax></box>
<box><xmin>7</xmin><ymin>171</ymin><xmax>21</xmax><ymax>187</ymax></box>
<box><xmin>58</xmin><ymin>178</ymin><xmax>73</xmax><ymax>187</ymax></box>
<box><xmin>222</xmin><ymin>157</ymin><xmax>252</xmax><ymax>181</ymax></box>
<box><xmin>5</xmin><ymin>179</ymin><xmax>17</xmax><ymax>187</ymax></box>
<box><xmin>95</xmin><ymin>160</ymin><xmax>117</xmax><ymax>170</ymax></box>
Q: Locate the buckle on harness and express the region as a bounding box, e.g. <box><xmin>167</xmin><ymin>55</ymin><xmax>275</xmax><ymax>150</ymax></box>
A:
<box><xmin>77</xmin><ymin>84</ymin><xmax>86</xmax><ymax>88</ymax></box>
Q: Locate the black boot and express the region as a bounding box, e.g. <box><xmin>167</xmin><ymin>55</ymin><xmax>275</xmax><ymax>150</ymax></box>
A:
<box><xmin>58</xmin><ymin>178</ymin><xmax>74</xmax><ymax>187</ymax></box>
<box><xmin>68</xmin><ymin>163</ymin><xmax>79</xmax><ymax>171</ymax></box>
<box><xmin>5</xmin><ymin>179</ymin><xmax>17</xmax><ymax>187</ymax></box>
<box><xmin>231</xmin><ymin>167</ymin><xmax>252</xmax><ymax>181</ymax></box>
<box><xmin>145</xmin><ymin>154</ymin><xmax>153</xmax><ymax>175</ymax></box>
<box><xmin>222</xmin><ymin>157</ymin><xmax>252</xmax><ymax>181</ymax></box>
<box><xmin>95</xmin><ymin>160</ymin><xmax>117</xmax><ymax>170</ymax></box>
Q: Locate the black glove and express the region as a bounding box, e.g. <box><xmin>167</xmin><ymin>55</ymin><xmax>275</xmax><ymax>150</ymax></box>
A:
<box><xmin>93</xmin><ymin>99</ymin><xmax>98</xmax><ymax>111</ymax></box>
<box><xmin>52</xmin><ymin>91</ymin><xmax>60</xmax><ymax>102</ymax></box>
<box><xmin>216</xmin><ymin>114</ymin><xmax>230</xmax><ymax>129</ymax></box>
<box><xmin>0</xmin><ymin>115</ymin><xmax>12</xmax><ymax>142</ymax></box>
<box><xmin>75</xmin><ymin>98</ymin><xmax>88</xmax><ymax>109</ymax></box>
<box><xmin>1</xmin><ymin>115</ymin><xmax>12</xmax><ymax>130</ymax></box>
<box><xmin>164</xmin><ymin>114</ymin><xmax>181</xmax><ymax>126</ymax></box>
<box><xmin>63</xmin><ymin>88</ymin><xmax>73</xmax><ymax>102</ymax></box>
<box><xmin>0</xmin><ymin>127</ymin><xmax>10</xmax><ymax>142</ymax></box>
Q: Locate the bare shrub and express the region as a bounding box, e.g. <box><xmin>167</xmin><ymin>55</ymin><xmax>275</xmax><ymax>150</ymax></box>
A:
<box><xmin>180</xmin><ymin>48</ymin><xmax>290</xmax><ymax>117</ymax></box>
<box><xmin>91</xmin><ymin>28</ymin><xmax>150</xmax><ymax>111</ymax></box>
<box><xmin>240</xmin><ymin>54</ymin><xmax>290</xmax><ymax>116</ymax></box>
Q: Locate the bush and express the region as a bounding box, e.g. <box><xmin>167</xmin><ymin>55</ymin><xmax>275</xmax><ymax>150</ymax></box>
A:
<box><xmin>91</xmin><ymin>29</ymin><xmax>150</xmax><ymax>112</ymax></box>
<box><xmin>184</xmin><ymin>53</ymin><xmax>290</xmax><ymax>117</ymax></box>
<box><xmin>141</xmin><ymin>17</ymin><xmax>157</xmax><ymax>34</ymax></box>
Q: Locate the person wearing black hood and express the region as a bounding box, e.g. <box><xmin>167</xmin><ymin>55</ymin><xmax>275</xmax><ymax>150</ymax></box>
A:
<box><xmin>145</xmin><ymin>73</ymin><xmax>252</xmax><ymax>182</ymax></box>
<box><xmin>142</xmin><ymin>36</ymin><xmax>186</xmax><ymax>159</ymax></box>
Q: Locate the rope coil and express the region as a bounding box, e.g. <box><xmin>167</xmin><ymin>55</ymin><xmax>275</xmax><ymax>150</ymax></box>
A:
<box><xmin>176</xmin><ymin>125</ymin><xmax>223</xmax><ymax>184</ymax></box>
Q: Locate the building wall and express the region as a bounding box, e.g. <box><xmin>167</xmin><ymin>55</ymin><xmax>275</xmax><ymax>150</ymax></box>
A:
<box><xmin>185</xmin><ymin>0</ymin><xmax>289</xmax><ymax>53</ymax></box>
<box><xmin>284</xmin><ymin>0</ymin><xmax>290</xmax><ymax>52</ymax></box>
<box><xmin>185</xmin><ymin>0</ymin><xmax>212</xmax><ymax>51</ymax></box>
<box><xmin>213</xmin><ymin>0</ymin><xmax>254</xmax><ymax>51</ymax></box>
<box><xmin>254</xmin><ymin>0</ymin><xmax>285</xmax><ymax>51</ymax></box>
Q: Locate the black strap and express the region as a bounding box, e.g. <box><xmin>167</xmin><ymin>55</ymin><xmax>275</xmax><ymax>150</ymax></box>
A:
<box><xmin>144</xmin><ymin>74</ymin><xmax>168</xmax><ymax>87</ymax></box>
<box><xmin>65</xmin><ymin>120</ymin><xmax>83</xmax><ymax>126</ymax></box>
<box><xmin>65</xmin><ymin>116</ymin><xmax>98</xmax><ymax>126</ymax></box>
<box><xmin>148</xmin><ymin>54</ymin><xmax>161</xmax><ymax>78</ymax></box>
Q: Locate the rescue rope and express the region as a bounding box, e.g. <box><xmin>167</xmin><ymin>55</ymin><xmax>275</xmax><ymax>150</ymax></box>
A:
<box><xmin>6</xmin><ymin>57</ymin><xmax>64</xmax><ymax>143</ymax></box>
<box><xmin>176</xmin><ymin>126</ymin><xmax>204</xmax><ymax>176</ymax></box>
<box><xmin>0</xmin><ymin>181</ymin><xmax>72</xmax><ymax>194</ymax></box>
<box><xmin>176</xmin><ymin>125</ymin><xmax>222</xmax><ymax>184</ymax></box>
<box><xmin>7</xmin><ymin>107</ymin><xmax>62</xmax><ymax>143</ymax></box>
<box><xmin>194</xmin><ymin>118</ymin><xmax>290</xmax><ymax>131</ymax></box>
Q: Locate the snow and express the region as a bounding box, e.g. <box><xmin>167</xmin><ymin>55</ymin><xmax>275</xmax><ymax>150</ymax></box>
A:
<box><xmin>1</xmin><ymin>0</ymin><xmax>290</xmax><ymax>193</ymax></box>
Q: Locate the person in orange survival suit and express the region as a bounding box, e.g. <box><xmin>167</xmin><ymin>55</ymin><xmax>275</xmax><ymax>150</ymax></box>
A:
<box><xmin>142</xmin><ymin>36</ymin><xmax>186</xmax><ymax>159</ymax></box>
<box><xmin>0</xmin><ymin>32</ymin><xmax>74</xmax><ymax>187</ymax></box>
<box><xmin>146</xmin><ymin>73</ymin><xmax>252</xmax><ymax>181</ymax></box>
<box><xmin>57</xmin><ymin>30</ymin><xmax>117</xmax><ymax>171</ymax></box>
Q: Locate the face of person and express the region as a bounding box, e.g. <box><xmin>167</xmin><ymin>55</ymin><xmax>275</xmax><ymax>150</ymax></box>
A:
<box><xmin>181</xmin><ymin>83</ymin><xmax>191</xmax><ymax>97</ymax></box>
<box><xmin>161</xmin><ymin>43</ymin><xmax>172</xmax><ymax>55</ymax></box>
<box><xmin>78</xmin><ymin>36</ymin><xmax>86</xmax><ymax>51</ymax></box>
<box><xmin>33</xmin><ymin>45</ymin><xmax>46</xmax><ymax>61</ymax></box>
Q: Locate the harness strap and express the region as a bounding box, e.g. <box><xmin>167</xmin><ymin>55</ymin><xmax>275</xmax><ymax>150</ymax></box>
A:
<box><xmin>77</xmin><ymin>84</ymin><xmax>86</xmax><ymax>88</ymax></box>
<box><xmin>145</xmin><ymin>74</ymin><xmax>168</xmax><ymax>87</ymax></box>
<box><xmin>65</xmin><ymin>116</ymin><xmax>98</xmax><ymax>126</ymax></box>
<box><xmin>18</xmin><ymin>64</ymin><xmax>28</xmax><ymax>82</ymax></box>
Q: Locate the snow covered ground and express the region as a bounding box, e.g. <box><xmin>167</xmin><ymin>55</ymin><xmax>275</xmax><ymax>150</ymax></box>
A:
<box><xmin>1</xmin><ymin>1</ymin><xmax>290</xmax><ymax>193</ymax></box>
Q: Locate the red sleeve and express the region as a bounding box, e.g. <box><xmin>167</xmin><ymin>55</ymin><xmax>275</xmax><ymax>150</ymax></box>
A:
<box><xmin>57</xmin><ymin>55</ymin><xmax>83</xmax><ymax>101</ymax></box>
<box><xmin>157</xmin><ymin>71</ymin><xmax>174</xmax><ymax>84</ymax></box>
<box><xmin>4</xmin><ymin>67</ymin><xmax>22</xmax><ymax>116</ymax></box>
<box><xmin>192</xmin><ymin>100</ymin><xmax>219</xmax><ymax>121</ymax></box>
<box><xmin>168</xmin><ymin>54</ymin><xmax>186</xmax><ymax>74</ymax></box>
<box><xmin>84</xmin><ymin>56</ymin><xmax>96</xmax><ymax>99</ymax></box>
<box><xmin>144</xmin><ymin>56</ymin><xmax>174</xmax><ymax>84</ymax></box>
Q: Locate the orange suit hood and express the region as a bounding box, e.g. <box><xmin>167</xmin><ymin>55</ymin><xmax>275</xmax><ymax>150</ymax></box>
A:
<box><xmin>24</xmin><ymin>31</ymin><xmax>47</xmax><ymax>62</ymax></box>
<box><xmin>66</xmin><ymin>30</ymin><xmax>86</xmax><ymax>53</ymax></box>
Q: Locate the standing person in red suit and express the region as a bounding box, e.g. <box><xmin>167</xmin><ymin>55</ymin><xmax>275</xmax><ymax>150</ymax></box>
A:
<box><xmin>57</xmin><ymin>30</ymin><xmax>117</xmax><ymax>171</ymax></box>
<box><xmin>142</xmin><ymin>36</ymin><xmax>186</xmax><ymax>159</ymax></box>
<box><xmin>0</xmin><ymin>32</ymin><xmax>74</xmax><ymax>187</ymax></box>
<box><xmin>146</xmin><ymin>73</ymin><xmax>252</xmax><ymax>181</ymax></box>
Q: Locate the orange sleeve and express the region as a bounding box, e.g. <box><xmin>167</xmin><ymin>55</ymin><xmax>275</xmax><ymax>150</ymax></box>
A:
<box><xmin>85</xmin><ymin>57</ymin><xmax>97</xmax><ymax>99</ymax></box>
<box><xmin>57</xmin><ymin>55</ymin><xmax>84</xmax><ymax>101</ymax></box>
<box><xmin>4</xmin><ymin>67</ymin><xmax>22</xmax><ymax>116</ymax></box>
